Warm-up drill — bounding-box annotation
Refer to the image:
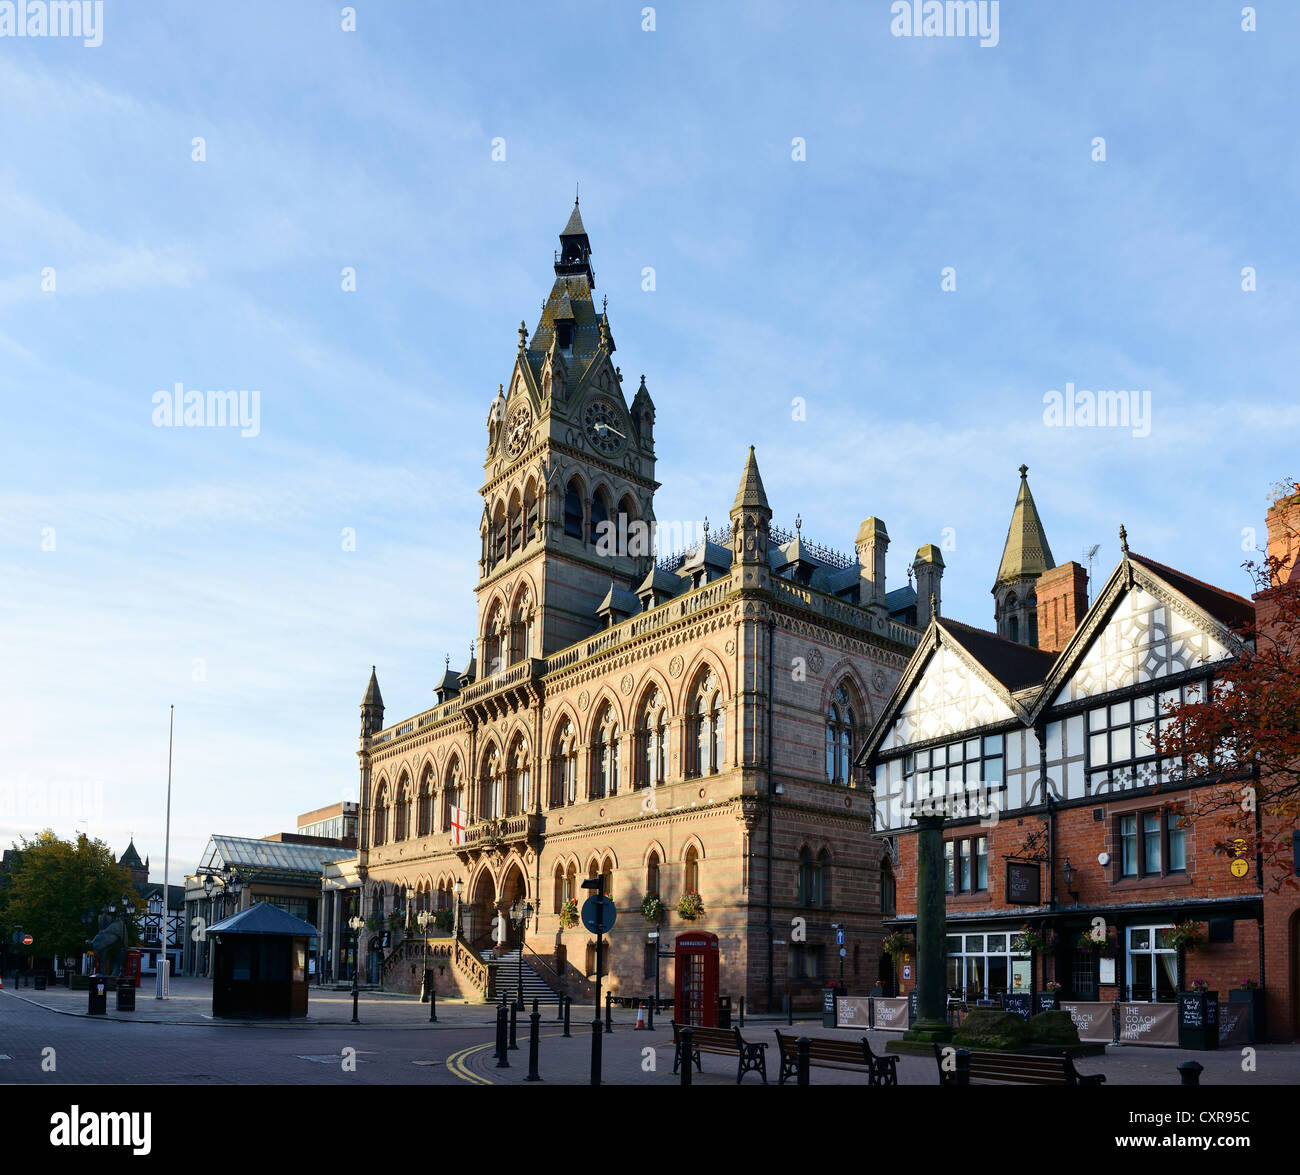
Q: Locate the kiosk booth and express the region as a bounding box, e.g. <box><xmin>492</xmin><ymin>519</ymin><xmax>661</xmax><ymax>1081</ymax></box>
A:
<box><xmin>674</xmin><ymin>931</ymin><xmax>720</xmax><ymax>1027</ymax></box>
<box><xmin>123</xmin><ymin>948</ymin><xmax>143</xmax><ymax>989</ymax></box>
<box><xmin>208</xmin><ymin>901</ymin><xmax>317</xmax><ymax>1019</ymax></box>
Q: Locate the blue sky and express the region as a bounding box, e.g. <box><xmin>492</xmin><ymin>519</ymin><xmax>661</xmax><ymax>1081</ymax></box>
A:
<box><xmin>2</xmin><ymin>1</ymin><xmax>1297</xmax><ymax>881</ymax></box>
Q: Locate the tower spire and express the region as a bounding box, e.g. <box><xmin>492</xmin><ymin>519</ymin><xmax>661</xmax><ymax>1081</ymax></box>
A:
<box><xmin>992</xmin><ymin>465</ymin><xmax>1056</xmax><ymax>645</ymax></box>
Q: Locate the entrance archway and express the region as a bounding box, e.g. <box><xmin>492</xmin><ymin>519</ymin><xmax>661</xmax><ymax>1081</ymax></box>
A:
<box><xmin>501</xmin><ymin>863</ymin><xmax>528</xmax><ymax>950</ymax></box>
<box><xmin>468</xmin><ymin>870</ymin><xmax>497</xmax><ymax>947</ymax></box>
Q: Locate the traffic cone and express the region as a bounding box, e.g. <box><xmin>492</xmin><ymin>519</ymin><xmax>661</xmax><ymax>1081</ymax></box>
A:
<box><xmin>635</xmin><ymin>1002</ymin><xmax>647</xmax><ymax>1029</ymax></box>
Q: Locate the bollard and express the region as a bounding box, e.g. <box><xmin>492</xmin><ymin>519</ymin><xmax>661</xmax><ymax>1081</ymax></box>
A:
<box><xmin>739</xmin><ymin>995</ymin><xmax>745</xmax><ymax>1028</ymax></box>
<box><xmin>525</xmin><ymin>1009</ymin><xmax>542</xmax><ymax>1082</ymax></box>
<box><xmin>646</xmin><ymin>996</ymin><xmax>654</xmax><ymax>1031</ymax></box>
<box><xmin>590</xmin><ymin>1019</ymin><xmax>603</xmax><ymax>1086</ymax></box>
<box><xmin>495</xmin><ymin>1004</ymin><xmax>510</xmax><ymax>1068</ymax></box>
<box><xmin>563</xmin><ymin>995</ymin><xmax>572</xmax><ymax>1037</ymax></box>
<box><xmin>955</xmin><ymin>1047</ymin><xmax>971</xmax><ymax>1086</ymax></box>
<box><xmin>509</xmin><ymin>1001</ymin><xmax>519</xmax><ymax>1050</ymax></box>
<box><xmin>1177</xmin><ymin>1061</ymin><xmax>1203</xmax><ymax>1087</ymax></box>
<box><xmin>796</xmin><ymin>1036</ymin><xmax>811</xmax><ymax>1086</ymax></box>
<box><xmin>679</xmin><ymin>1027</ymin><xmax>693</xmax><ymax>1087</ymax></box>
<box><xmin>352</xmin><ymin>987</ymin><xmax>359</xmax><ymax>1024</ymax></box>
<box><xmin>605</xmin><ymin>993</ymin><xmax>614</xmax><ymax>1033</ymax></box>
<box><xmin>1112</xmin><ymin>1000</ymin><xmax>1121</xmax><ymax>1045</ymax></box>
<box><xmin>557</xmin><ymin>991</ymin><xmax>564</xmax><ymax>1021</ymax></box>
<box><xmin>429</xmin><ymin>973</ymin><xmax>437</xmax><ymax>1022</ymax></box>
<box><xmin>787</xmin><ymin>990</ymin><xmax>794</xmax><ymax>1027</ymax></box>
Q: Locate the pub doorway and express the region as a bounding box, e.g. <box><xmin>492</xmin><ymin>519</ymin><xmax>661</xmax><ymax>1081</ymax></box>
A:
<box><xmin>877</xmin><ymin>953</ymin><xmax>896</xmax><ymax>996</ymax></box>
<box><xmin>1070</xmin><ymin>949</ymin><xmax>1098</xmax><ymax>1001</ymax></box>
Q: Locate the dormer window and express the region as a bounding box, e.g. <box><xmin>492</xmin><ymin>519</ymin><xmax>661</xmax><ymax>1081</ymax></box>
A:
<box><xmin>556</xmin><ymin>322</ymin><xmax>573</xmax><ymax>350</ymax></box>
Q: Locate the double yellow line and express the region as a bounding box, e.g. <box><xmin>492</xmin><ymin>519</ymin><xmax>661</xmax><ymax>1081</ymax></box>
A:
<box><xmin>445</xmin><ymin>1040</ymin><xmax>497</xmax><ymax>1085</ymax></box>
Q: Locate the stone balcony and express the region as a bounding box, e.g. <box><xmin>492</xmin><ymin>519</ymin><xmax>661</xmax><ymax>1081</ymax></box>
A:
<box><xmin>460</xmin><ymin>812</ymin><xmax>541</xmax><ymax>853</ymax></box>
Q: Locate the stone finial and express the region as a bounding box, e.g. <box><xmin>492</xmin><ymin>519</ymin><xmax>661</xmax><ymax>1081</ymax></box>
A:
<box><xmin>518</xmin><ymin>321</ymin><xmax>528</xmax><ymax>350</ymax></box>
<box><xmin>1119</xmin><ymin>524</ymin><xmax>1129</xmax><ymax>555</ymax></box>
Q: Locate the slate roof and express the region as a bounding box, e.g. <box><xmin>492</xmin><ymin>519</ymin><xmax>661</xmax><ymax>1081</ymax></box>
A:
<box><xmin>938</xmin><ymin>617</ymin><xmax>1058</xmax><ymax>693</ymax></box>
<box><xmin>1129</xmin><ymin>553</ymin><xmax>1254</xmax><ymax>630</ymax></box>
<box><xmin>362</xmin><ymin>666</ymin><xmax>383</xmax><ymax>709</ymax></box>
<box><xmin>118</xmin><ymin>840</ymin><xmax>145</xmax><ymax>871</ymax></box>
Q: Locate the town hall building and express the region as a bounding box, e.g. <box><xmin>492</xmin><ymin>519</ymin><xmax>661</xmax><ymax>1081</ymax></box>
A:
<box><xmin>346</xmin><ymin>202</ymin><xmax>949</xmax><ymax>1010</ymax></box>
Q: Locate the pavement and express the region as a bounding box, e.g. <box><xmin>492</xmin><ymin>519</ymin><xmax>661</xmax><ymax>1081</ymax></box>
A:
<box><xmin>3</xmin><ymin>977</ymin><xmax>1300</xmax><ymax>1087</ymax></box>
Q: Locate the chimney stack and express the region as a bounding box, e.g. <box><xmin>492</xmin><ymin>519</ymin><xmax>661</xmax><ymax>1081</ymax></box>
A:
<box><xmin>1258</xmin><ymin>485</ymin><xmax>1300</xmax><ymax>638</ymax></box>
<box><xmin>913</xmin><ymin>544</ymin><xmax>945</xmax><ymax>628</ymax></box>
<box><xmin>1034</xmin><ymin>561</ymin><xmax>1090</xmax><ymax>654</ymax></box>
<box><xmin>856</xmin><ymin>517</ymin><xmax>889</xmax><ymax>609</ymax></box>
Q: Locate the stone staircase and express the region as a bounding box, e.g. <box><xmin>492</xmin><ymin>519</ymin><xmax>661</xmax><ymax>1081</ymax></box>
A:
<box><xmin>483</xmin><ymin>948</ymin><xmax>560</xmax><ymax>1004</ymax></box>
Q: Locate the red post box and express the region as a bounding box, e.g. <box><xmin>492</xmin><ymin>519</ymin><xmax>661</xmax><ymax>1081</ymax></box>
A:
<box><xmin>673</xmin><ymin>931</ymin><xmax>719</xmax><ymax>1027</ymax></box>
<box><xmin>123</xmin><ymin>948</ymin><xmax>143</xmax><ymax>989</ymax></box>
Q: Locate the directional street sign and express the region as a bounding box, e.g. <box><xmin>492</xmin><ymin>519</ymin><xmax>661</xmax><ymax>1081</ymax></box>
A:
<box><xmin>835</xmin><ymin>928</ymin><xmax>845</xmax><ymax>946</ymax></box>
<box><xmin>581</xmin><ymin>895</ymin><xmax>617</xmax><ymax>935</ymax></box>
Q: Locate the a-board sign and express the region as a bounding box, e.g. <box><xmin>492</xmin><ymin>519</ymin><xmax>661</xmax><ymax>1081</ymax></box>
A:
<box><xmin>1004</xmin><ymin>991</ymin><xmax>1032</xmax><ymax>1021</ymax></box>
<box><xmin>1036</xmin><ymin>991</ymin><xmax>1060</xmax><ymax>1013</ymax></box>
<box><xmin>1179</xmin><ymin>993</ymin><xmax>1204</xmax><ymax>1028</ymax></box>
<box><xmin>1005</xmin><ymin>861</ymin><xmax>1041</xmax><ymax>905</ymax></box>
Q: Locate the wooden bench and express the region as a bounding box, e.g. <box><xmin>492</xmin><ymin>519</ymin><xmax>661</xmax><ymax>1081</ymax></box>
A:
<box><xmin>933</xmin><ymin>1044</ymin><xmax>1106</xmax><ymax>1086</ymax></box>
<box><xmin>773</xmin><ymin>1030</ymin><xmax>900</xmax><ymax>1085</ymax></box>
<box><xmin>672</xmin><ymin>1022</ymin><xmax>768</xmax><ymax>1084</ymax></box>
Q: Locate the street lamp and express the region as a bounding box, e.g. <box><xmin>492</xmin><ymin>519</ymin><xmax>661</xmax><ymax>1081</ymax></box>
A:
<box><xmin>1062</xmin><ymin>858</ymin><xmax>1080</xmax><ymax>904</ymax></box>
<box><xmin>509</xmin><ymin>900</ymin><xmax>533</xmax><ymax>1010</ymax></box>
<box><xmin>347</xmin><ymin>913</ymin><xmax>365</xmax><ymax>1023</ymax></box>
<box><xmin>416</xmin><ymin>909</ymin><xmax>437</xmax><ymax>1021</ymax></box>
<box><xmin>453</xmin><ymin>878</ymin><xmax>464</xmax><ymax>939</ymax></box>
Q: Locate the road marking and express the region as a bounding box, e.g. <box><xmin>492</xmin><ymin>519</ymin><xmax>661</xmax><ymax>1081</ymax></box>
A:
<box><xmin>297</xmin><ymin>1051</ymin><xmax>377</xmax><ymax>1064</ymax></box>
<box><xmin>446</xmin><ymin>1041</ymin><xmax>496</xmax><ymax>1085</ymax></box>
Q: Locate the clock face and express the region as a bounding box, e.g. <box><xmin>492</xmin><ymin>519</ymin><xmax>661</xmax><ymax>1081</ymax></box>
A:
<box><xmin>583</xmin><ymin>398</ymin><xmax>622</xmax><ymax>454</ymax></box>
<box><xmin>506</xmin><ymin>403</ymin><xmax>532</xmax><ymax>456</ymax></box>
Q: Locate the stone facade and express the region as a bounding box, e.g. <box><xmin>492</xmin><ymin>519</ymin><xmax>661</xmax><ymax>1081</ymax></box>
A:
<box><xmin>352</xmin><ymin>204</ymin><xmax>941</xmax><ymax>1009</ymax></box>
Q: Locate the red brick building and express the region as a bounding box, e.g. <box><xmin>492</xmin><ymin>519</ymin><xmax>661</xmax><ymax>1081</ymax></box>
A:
<box><xmin>863</xmin><ymin>474</ymin><xmax>1300</xmax><ymax>1041</ymax></box>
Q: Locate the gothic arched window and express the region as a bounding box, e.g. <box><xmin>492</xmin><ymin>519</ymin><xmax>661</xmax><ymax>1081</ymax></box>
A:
<box><xmin>590</xmin><ymin>704</ymin><xmax>620</xmax><ymax>798</ymax></box>
<box><xmin>550</xmin><ymin>719</ymin><xmax>578</xmax><ymax>807</ymax></box>
<box><xmin>394</xmin><ymin>775</ymin><xmax>411</xmax><ymax>841</ymax></box>
<box><xmin>589</xmin><ymin>489</ymin><xmax>610</xmax><ymax>547</ymax></box>
<box><xmin>826</xmin><ymin>682</ymin><xmax>856</xmax><ymax>785</ymax></box>
<box><xmin>480</xmin><ymin>745</ymin><xmax>503</xmax><ymax>820</ymax></box>
<box><xmin>564</xmin><ymin>480</ymin><xmax>584</xmax><ymax>539</ymax></box>
<box><xmin>442</xmin><ymin>757</ymin><xmax>464</xmax><ymax>835</ymax></box>
<box><xmin>510</xmin><ymin>586</ymin><xmax>533</xmax><ymax>664</ymax></box>
<box><xmin>417</xmin><ymin>764</ymin><xmax>434</xmax><ymax>837</ymax></box>
<box><xmin>372</xmin><ymin>781</ymin><xmax>389</xmax><ymax>846</ymax></box>
<box><xmin>646</xmin><ymin>850</ymin><xmax>661</xmax><ymax>896</ymax></box>
<box><xmin>683</xmin><ymin>844</ymin><xmax>700</xmax><ymax>894</ymax></box>
<box><xmin>637</xmin><ymin>687</ymin><xmax>668</xmax><ymax>789</ymax></box>
<box><xmin>507</xmin><ymin>736</ymin><xmax>530</xmax><ymax>816</ymax></box>
<box><xmin>689</xmin><ymin>669</ymin><xmax>725</xmax><ymax>777</ymax></box>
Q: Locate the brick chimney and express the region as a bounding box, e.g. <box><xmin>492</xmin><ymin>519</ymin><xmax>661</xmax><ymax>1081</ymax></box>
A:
<box><xmin>1258</xmin><ymin>486</ymin><xmax>1300</xmax><ymax>638</ymax></box>
<box><xmin>1034</xmin><ymin>561</ymin><xmax>1089</xmax><ymax>654</ymax></box>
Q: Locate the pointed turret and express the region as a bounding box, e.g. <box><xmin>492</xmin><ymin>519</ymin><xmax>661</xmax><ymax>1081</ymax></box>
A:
<box><xmin>993</xmin><ymin>466</ymin><xmax>1056</xmax><ymax>646</ymax></box>
<box><xmin>360</xmin><ymin>665</ymin><xmax>385</xmax><ymax>738</ymax></box>
<box><xmin>555</xmin><ymin>197</ymin><xmax>594</xmax><ymax>284</ymax></box>
<box><xmin>730</xmin><ymin>446</ymin><xmax>772</xmax><ymax>576</ymax></box>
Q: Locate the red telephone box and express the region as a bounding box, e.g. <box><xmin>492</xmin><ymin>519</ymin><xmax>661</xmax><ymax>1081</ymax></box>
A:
<box><xmin>123</xmin><ymin>949</ymin><xmax>143</xmax><ymax>989</ymax></box>
<box><xmin>674</xmin><ymin>931</ymin><xmax>719</xmax><ymax>1027</ymax></box>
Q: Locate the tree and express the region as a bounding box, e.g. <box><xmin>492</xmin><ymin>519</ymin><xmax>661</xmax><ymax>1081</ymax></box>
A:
<box><xmin>4</xmin><ymin>831</ymin><xmax>139</xmax><ymax>960</ymax></box>
<box><xmin>1155</xmin><ymin>481</ymin><xmax>1300</xmax><ymax>892</ymax></box>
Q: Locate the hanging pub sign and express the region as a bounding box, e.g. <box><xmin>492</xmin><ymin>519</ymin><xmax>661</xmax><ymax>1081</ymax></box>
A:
<box><xmin>1005</xmin><ymin>860</ymin><xmax>1041</xmax><ymax>906</ymax></box>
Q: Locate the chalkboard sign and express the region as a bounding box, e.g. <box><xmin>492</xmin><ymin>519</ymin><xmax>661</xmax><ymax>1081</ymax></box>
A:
<box><xmin>1036</xmin><ymin>991</ymin><xmax>1060</xmax><ymax>1013</ymax></box>
<box><xmin>821</xmin><ymin>988</ymin><xmax>837</xmax><ymax>1015</ymax></box>
<box><xmin>1005</xmin><ymin>861</ymin><xmax>1041</xmax><ymax>905</ymax></box>
<box><xmin>1004</xmin><ymin>992</ymin><xmax>1032</xmax><ymax>1021</ymax></box>
<box><xmin>908</xmin><ymin>988</ymin><xmax>919</xmax><ymax>1024</ymax></box>
<box><xmin>1179</xmin><ymin>993</ymin><xmax>1204</xmax><ymax>1029</ymax></box>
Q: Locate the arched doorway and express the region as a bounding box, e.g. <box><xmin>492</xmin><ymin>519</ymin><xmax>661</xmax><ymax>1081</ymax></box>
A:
<box><xmin>500</xmin><ymin>863</ymin><xmax>528</xmax><ymax>950</ymax></box>
<box><xmin>468</xmin><ymin>870</ymin><xmax>497</xmax><ymax>948</ymax></box>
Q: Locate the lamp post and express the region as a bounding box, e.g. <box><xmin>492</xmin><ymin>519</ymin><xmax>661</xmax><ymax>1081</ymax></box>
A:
<box><xmin>417</xmin><ymin>909</ymin><xmax>434</xmax><ymax>1003</ymax></box>
<box><xmin>453</xmin><ymin>878</ymin><xmax>464</xmax><ymax>939</ymax></box>
<box><xmin>509</xmin><ymin>900</ymin><xmax>533</xmax><ymax>1010</ymax></box>
<box><xmin>348</xmin><ymin>913</ymin><xmax>365</xmax><ymax>1023</ymax></box>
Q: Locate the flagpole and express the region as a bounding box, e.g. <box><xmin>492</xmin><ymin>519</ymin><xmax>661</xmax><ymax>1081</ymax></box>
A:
<box><xmin>155</xmin><ymin>704</ymin><xmax>174</xmax><ymax>999</ymax></box>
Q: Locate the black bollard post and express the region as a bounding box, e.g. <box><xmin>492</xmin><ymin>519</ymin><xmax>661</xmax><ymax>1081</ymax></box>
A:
<box><xmin>796</xmin><ymin>1036</ymin><xmax>811</xmax><ymax>1086</ymax></box>
<box><xmin>605</xmin><ymin>993</ymin><xmax>614</xmax><ymax>1033</ymax></box>
<box><xmin>525</xmin><ymin>1008</ymin><xmax>542</xmax><ymax>1082</ymax></box>
<box><xmin>646</xmin><ymin>996</ymin><xmax>654</xmax><ymax>1031</ymax></box>
<box><xmin>955</xmin><ymin>1047</ymin><xmax>971</xmax><ymax>1086</ymax></box>
<box><xmin>557</xmin><ymin>991</ymin><xmax>564</xmax><ymax>1021</ymax></box>
<box><xmin>787</xmin><ymin>986</ymin><xmax>794</xmax><ymax>1027</ymax></box>
<box><xmin>495</xmin><ymin>1004</ymin><xmax>510</xmax><ymax>1068</ymax></box>
<box><xmin>563</xmin><ymin>995</ymin><xmax>572</xmax><ymax>1037</ymax></box>
<box><xmin>679</xmin><ymin>1027</ymin><xmax>693</xmax><ymax>1087</ymax></box>
<box><xmin>1178</xmin><ymin>1061</ymin><xmax>1204</xmax><ymax>1087</ymax></box>
<box><xmin>590</xmin><ymin>1018</ymin><xmax>603</xmax><ymax>1086</ymax></box>
<box><xmin>1112</xmin><ymin>1000</ymin><xmax>1121</xmax><ymax>1045</ymax></box>
<box><xmin>429</xmin><ymin>973</ymin><xmax>437</xmax><ymax>1022</ymax></box>
<box><xmin>739</xmin><ymin>995</ymin><xmax>745</xmax><ymax>1028</ymax></box>
<box><xmin>509</xmin><ymin>1001</ymin><xmax>519</xmax><ymax>1050</ymax></box>
<box><xmin>352</xmin><ymin>987</ymin><xmax>359</xmax><ymax>1024</ymax></box>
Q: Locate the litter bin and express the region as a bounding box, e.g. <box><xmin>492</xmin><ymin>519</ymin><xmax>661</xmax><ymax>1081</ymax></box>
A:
<box><xmin>88</xmin><ymin>976</ymin><xmax>108</xmax><ymax>1016</ymax></box>
<box><xmin>717</xmin><ymin>995</ymin><xmax>732</xmax><ymax>1029</ymax></box>
<box><xmin>116</xmin><ymin>983</ymin><xmax>136</xmax><ymax>1012</ymax></box>
<box><xmin>821</xmin><ymin>987</ymin><xmax>839</xmax><ymax>1028</ymax></box>
<box><xmin>34</xmin><ymin>974</ymin><xmax>47</xmax><ymax>991</ymax></box>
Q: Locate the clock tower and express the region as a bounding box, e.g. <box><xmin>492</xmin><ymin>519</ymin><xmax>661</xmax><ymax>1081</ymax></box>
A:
<box><xmin>474</xmin><ymin>201</ymin><xmax>659</xmax><ymax>674</ymax></box>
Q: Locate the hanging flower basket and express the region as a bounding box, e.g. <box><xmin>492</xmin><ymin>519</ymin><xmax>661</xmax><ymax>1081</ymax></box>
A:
<box><xmin>881</xmin><ymin>931</ymin><xmax>914</xmax><ymax>958</ymax></box>
<box><xmin>677</xmin><ymin>891</ymin><xmax>704</xmax><ymax>921</ymax></box>
<box><xmin>1168</xmin><ymin>920</ymin><xmax>1206</xmax><ymax>953</ymax></box>
<box><xmin>558</xmin><ymin>899</ymin><xmax>579</xmax><ymax>930</ymax></box>
<box><xmin>1011</xmin><ymin>924</ymin><xmax>1048</xmax><ymax>953</ymax></box>
<box><xmin>1076</xmin><ymin>927</ymin><xmax>1117</xmax><ymax>957</ymax></box>
<box><xmin>640</xmin><ymin>893</ymin><xmax>665</xmax><ymax>924</ymax></box>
